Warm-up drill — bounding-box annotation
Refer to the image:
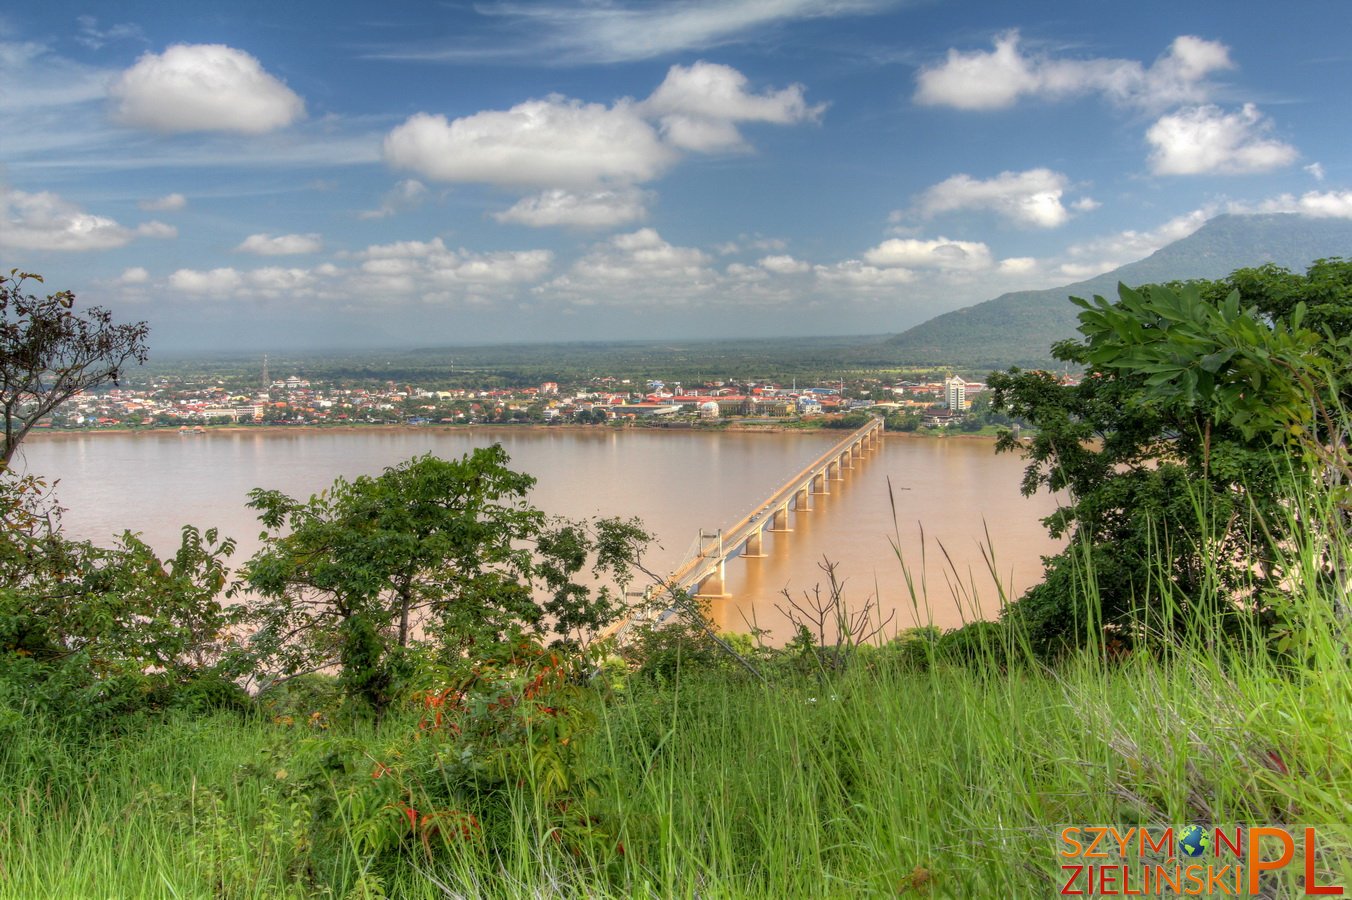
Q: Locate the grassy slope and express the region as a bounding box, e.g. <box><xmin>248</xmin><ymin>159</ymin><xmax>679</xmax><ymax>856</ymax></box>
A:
<box><xmin>3</xmin><ymin>635</ymin><xmax>1348</xmax><ymax>898</ymax></box>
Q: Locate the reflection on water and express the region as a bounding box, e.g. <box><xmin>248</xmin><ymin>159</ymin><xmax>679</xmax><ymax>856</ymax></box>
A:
<box><xmin>21</xmin><ymin>427</ymin><xmax>1063</xmax><ymax>638</ymax></box>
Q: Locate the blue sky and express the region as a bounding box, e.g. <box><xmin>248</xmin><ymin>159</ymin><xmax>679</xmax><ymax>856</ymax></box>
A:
<box><xmin>3</xmin><ymin>0</ymin><xmax>1350</xmax><ymax>352</ymax></box>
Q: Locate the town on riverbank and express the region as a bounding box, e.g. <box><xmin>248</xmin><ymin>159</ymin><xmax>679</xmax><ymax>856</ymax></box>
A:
<box><xmin>34</xmin><ymin>351</ymin><xmax>1068</xmax><ymax>435</ymax></box>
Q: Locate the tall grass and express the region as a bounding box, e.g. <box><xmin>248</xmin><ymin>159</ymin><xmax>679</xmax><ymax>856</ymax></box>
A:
<box><xmin>1</xmin><ymin>481</ymin><xmax>1349</xmax><ymax>897</ymax></box>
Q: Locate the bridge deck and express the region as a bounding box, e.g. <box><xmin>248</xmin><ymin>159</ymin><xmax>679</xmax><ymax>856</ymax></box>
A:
<box><xmin>666</xmin><ymin>417</ymin><xmax>882</xmax><ymax>593</ymax></box>
<box><xmin>596</xmin><ymin>418</ymin><xmax>883</xmax><ymax>645</ymax></box>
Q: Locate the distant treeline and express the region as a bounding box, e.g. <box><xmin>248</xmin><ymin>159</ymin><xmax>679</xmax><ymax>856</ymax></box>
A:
<box><xmin>134</xmin><ymin>337</ymin><xmax>974</xmax><ymax>391</ymax></box>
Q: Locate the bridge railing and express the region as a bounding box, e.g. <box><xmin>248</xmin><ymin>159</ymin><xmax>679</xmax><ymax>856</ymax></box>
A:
<box><xmin>656</xmin><ymin>416</ymin><xmax>884</xmax><ymax>592</ymax></box>
<box><xmin>596</xmin><ymin>416</ymin><xmax>883</xmax><ymax>644</ymax></box>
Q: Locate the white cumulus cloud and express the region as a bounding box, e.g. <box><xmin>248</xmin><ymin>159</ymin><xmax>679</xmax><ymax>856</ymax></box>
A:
<box><xmin>1</xmin><ymin>188</ymin><xmax>133</xmax><ymax>251</ymax></box>
<box><xmin>907</xmin><ymin>169</ymin><xmax>1076</xmax><ymax>229</ymax></box>
<box><xmin>997</xmin><ymin>257</ymin><xmax>1040</xmax><ymax>276</ymax></box>
<box><xmin>382</xmin><ymin>63</ymin><xmax>820</xmax><ymax>216</ymax></box>
<box><xmin>758</xmin><ymin>254</ymin><xmax>811</xmax><ymax>274</ymax></box>
<box><xmin>863</xmin><ymin>237</ymin><xmax>993</xmax><ymax>271</ymax></box>
<box><xmin>813</xmin><ymin>260</ymin><xmax>916</xmax><ymax>289</ymax></box>
<box><xmin>169</xmin><ymin>267</ymin><xmax>244</xmax><ymax>294</ymax></box>
<box><xmin>236</xmin><ymin>233</ymin><xmax>323</xmax><ymax>255</ymax></box>
<box><xmin>138</xmin><ymin>192</ymin><xmax>187</xmax><ymax>212</ymax></box>
<box><xmin>384</xmin><ymin>99</ymin><xmax>675</xmax><ymax>189</ymax></box>
<box><xmin>246</xmin><ymin>267</ymin><xmax>317</xmax><ymax>296</ymax></box>
<box><xmin>119</xmin><ymin>267</ymin><xmax>150</xmax><ymax>284</ymax></box>
<box><xmin>544</xmin><ymin>228</ymin><xmax>717</xmax><ymax>306</ymax></box>
<box><xmin>493</xmin><ymin>188</ymin><xmax>650</xmax><ymax>228</ymax></box>
<box><xmin>136</xmin><ymin>221</ymin><xmax>177</xmax><ymax>239</ymax></box>
<box><xmin>358</xmin><ymin>179</ymin><xmax>429</xmax><ymax>220</ymax></box>
<box><xmin>1059</xmin><ymin>208</ymin><xmax>1212</xmax><ymax>276</ymax></box>
<box><xmin>1248</xmin><ymin>190</ymin><xmax>1352</xmax><ymax>219</ymax></box>
<box><xmin>111</xmin><ymin>44</ymin><xmax>305</xmax><ymax>134</ymax></box>
<box><xmin>642</xmin><ymin>60</ymin><xmax>824</xmax><ymax>152</ymax></box>
<box><xmin>1146</xmin><ymin>104</ymin><xmax>1298</xmax><ymax>175</ymax></box>
<box><xmin>915</xmin><ymin>32</ymin><xmax>1232</xmax><ymax>111</ymax></box>
<box><xmin>348</xmin><ymin>238</ymin><xmax>555</xmax><ymax>301</ymax></box>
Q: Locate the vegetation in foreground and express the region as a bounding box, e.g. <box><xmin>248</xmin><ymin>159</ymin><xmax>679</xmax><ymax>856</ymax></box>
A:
<box><xmin>1</xmin><ymin>571</ymin><xmax>1349</xmax><ymax>898</ymax></box>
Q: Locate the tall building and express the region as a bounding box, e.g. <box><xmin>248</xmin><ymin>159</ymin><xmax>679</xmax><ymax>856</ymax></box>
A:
<box><xmin>944</xmin><ymin>375</ymin><xmax>967</xmax><ymax>413</ymax></box>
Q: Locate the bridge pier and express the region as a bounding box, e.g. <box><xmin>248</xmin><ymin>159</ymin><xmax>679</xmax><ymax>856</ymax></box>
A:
<box><xmin>593</xmin><ymin>418</ymin><xmax>884</xmax><ymax>646</ymax></box>
<box><xmin>695</xmin><ymin>560</ymin><xmax>727</xmax><ymax>598</ymax></box>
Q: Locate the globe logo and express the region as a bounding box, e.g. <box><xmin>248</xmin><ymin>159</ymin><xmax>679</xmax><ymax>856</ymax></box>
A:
<box><xmin>1178</xmin><ymin>825</ymin><xmax>1212</xmax><ymax>858</ymax></box>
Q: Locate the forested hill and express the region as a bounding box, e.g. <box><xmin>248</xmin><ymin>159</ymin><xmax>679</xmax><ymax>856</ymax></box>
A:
<box><xmin>883</xmin><ymin>214</ymin><xmax>1352</xmax><ymax>370</ymax></box>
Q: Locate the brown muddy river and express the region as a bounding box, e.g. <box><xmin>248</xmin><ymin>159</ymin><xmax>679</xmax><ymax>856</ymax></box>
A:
<box><xmin>20</xmin><ymin>427</ymin><xmax>1064</xmax><ymax>638</ymax></box>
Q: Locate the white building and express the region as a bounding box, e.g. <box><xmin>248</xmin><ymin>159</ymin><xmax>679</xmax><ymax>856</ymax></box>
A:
<box><xmin>944</xmin><ymin>376</ymin><xmax>968</xmax><ymax>413</ymax></box>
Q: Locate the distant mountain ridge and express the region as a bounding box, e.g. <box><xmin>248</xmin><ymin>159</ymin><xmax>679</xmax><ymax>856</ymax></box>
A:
<box><xmin>884</xmin><ymin>214</ymin><xmax>1352</xmax><ymax>370</ymax></box>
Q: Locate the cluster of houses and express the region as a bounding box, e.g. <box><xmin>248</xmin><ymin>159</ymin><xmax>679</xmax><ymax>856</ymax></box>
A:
<box><xmin>42</xmin><ymin>371</ymin><xmax>1000</xmax><ymax>431</ymax></box>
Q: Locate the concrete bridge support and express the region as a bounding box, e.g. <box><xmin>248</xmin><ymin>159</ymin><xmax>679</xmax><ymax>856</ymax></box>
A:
<box><xmin>695</xmin><ymin>560</ymin><xmax>727</xmax><ymax>598</ymax></box>
<box><xmin>596</xmin><ymin>418</ymin><xmax>885</xmax><ymax>646</ymax></box>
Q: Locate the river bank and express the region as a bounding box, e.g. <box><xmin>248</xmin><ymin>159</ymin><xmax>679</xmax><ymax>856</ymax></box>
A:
<box><xmin>23</xmin><ymin>420</ymin><xmax>1006</xmax><ymax>442</ymax></box>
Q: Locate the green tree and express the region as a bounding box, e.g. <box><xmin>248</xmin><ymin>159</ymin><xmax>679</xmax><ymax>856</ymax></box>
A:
<box><xmin>0</xmin><ymin>470</ymin><xmax>243</xmax><ymax>707</ymax></box>
<box><xmin>1</xmin><ymin>271</ymin><xmax>149</xmax><ymax>465</ymax></box>
<box><xmin>989</xmin><ymin>263</ymin><xmax>1351</xmax><ymax>656</ymax></box>
<box><xmin>241</xmin><ymin>447</ymin><xmax>648</xmax><ymax>713</ymax></box>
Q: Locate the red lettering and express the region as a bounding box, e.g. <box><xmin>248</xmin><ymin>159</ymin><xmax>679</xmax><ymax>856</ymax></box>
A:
<box><xmin>1100</xmin><ymin>866</ymin><xmax>1119</xmax><ymax>894</ymax></box>
<box><xmin>1304</xmin><ymin>827</ymin><xmax>1346</xmax><ymax>895</ymax></box>
<box><xmin>1060</xmin><ymin>865</ymin><xmax>1085</xmax><ymax>895</ymax></box>
<box><xmin>1215</xmin><ymin>827</ymin><xmax>1244</xmax><ymax>858</ymax></box>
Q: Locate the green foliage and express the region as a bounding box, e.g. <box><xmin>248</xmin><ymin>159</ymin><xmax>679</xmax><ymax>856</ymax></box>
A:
<box><xmin>4</xmin><ymin>521</ymin><xmax>1351</xmax><ymax>899</ymax></box>
<box><xmin>0</xmin><ymin>270</ymin><xmax>150</xmax><ymax>464</ymax></box>
<box><xmin>621</xmin><ymin>601</ymin><xmax>729</xmax><ymax>681</ymax></box>
<box><xmin>288</xmin><ymin>635</ymin><xmax>616</xmax><ymax>892</ymax></box>
<box><xmin>824</xmin><ymin>411</ymin><xmax>872</xmax><ymax>429</ymax></box>
<box><xmin>242</xmin><ymin>447</ymin><xmax>649</xmax><ymax>714</ymax></box>
<box><xmin>0</xmin><ymin>469</ymin><xmax>244</xmax><ymax>727</ymax></box>
<box><xmin>990</xmin><ymin>260</ymin><xmax>1352</xmax><ymax>657</ymax></box>
<box><xmin>1069</xmin><ymin>281</ymin><xmax>1331</xmax><ymax>445</ymax></box>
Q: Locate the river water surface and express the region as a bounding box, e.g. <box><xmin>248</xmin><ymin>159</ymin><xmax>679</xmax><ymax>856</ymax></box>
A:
<box><xmin>21</xmin><ymin>427</ymin><xmax>1064</xmax><ymax>638</ymax></box>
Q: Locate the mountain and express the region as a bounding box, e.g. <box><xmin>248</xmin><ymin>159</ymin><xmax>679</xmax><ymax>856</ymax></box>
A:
<box><xmin>882</xmin><ymin>214</ymin><xmax>1352</xmax><ymax>371</ymax></box>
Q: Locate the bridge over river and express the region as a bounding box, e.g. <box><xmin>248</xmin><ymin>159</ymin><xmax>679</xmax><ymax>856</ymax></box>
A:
<box><xmin>603</xmin><ymin>417</ymin><xmax>884</xmax><ymax>642</ymax></box>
